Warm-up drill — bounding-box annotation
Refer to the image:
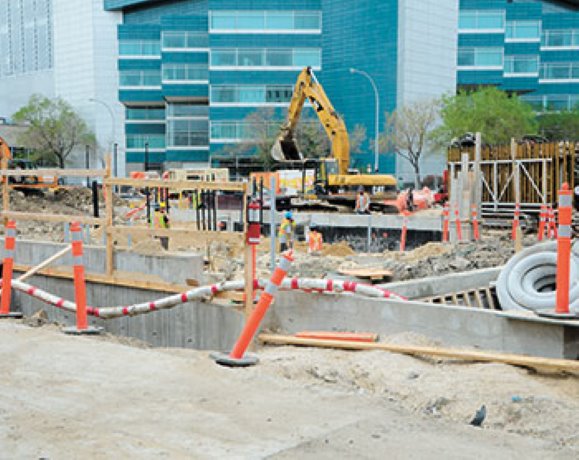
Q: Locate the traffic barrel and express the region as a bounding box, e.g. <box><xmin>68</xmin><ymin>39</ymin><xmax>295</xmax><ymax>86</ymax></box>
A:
<box><xmin>442</xmin><ymin>202</ymin><xmax>450</xmax><ymax>243</ymax></box>
<box><xmin>0</xmin><ymin>221</ymin><xmax>22</xmax><ymax>318</ymax></box>
<box><xmin>537</xmin><ymin>204</ymin><xmax>547</xmax><ymax>241</ymax></box>
<box><xmin>62</xmin><ymin>222</ymin><xmax>102</xmax><ymax>334</ymax></box>
<box><xmin>539</xmin><ymin>184</ymin><xmax>577</xmax><ymax>319</ymax></box>
<box><xmin>471</xmin><ymin>204</ymin><xmax>480</xmax><ymax>241</ymax></box>
<box><xmin>212</xmin><ymin>251</ymin><xmax>293</xmax><ymax>367</ymax></box>
<box><xmin>511</xmin><ymin>202</ymin><xmax>520</xmax><ymax>241</ymax></box>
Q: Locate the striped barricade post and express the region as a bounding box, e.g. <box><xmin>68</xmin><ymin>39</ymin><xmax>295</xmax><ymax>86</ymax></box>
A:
<box><xmin>399</xmin><ymin>212</ymin><xmax>408</xmax><ymax>252</ymax></box>
<box><xmin>442</xmin><ymin>202</ymin><xmax>450</xmax><ymax>243</ymax></box>
<box><xmin>539</xmin><ymin>184</ymin><xmax>577</xmax><ymax>319</ymax></box>
<box><xmin>511</xmin><ymin>203</ymin><xmax>520</xmax><ymax>241</ymax></box>
<box><xmin>548</xmin><ymin>206</ymin><xmax>558</xmax><ymax>240</ymax></box>
<box><xmin>453</xmin><ymin>203</ymin><xmax>462</xmax><ymax>242</ymax></box>
<box><xmin>537</xmin><ymin>204</ymin><xmax>547</xmax><ymax>241</ymax></box>
<box><xmin>471</xmin><ymin>204</ymin><xmax>480</xmax><ymax>241</ymax></box>
<box><xmin>63</xmin><ymin>222</ymin><xmax>102</xmax><ymax>334</ymax></box>
<box><xmin>0</xmin><ymin>221</ymin><xmax>22</xmax><ymax>318</ymax></box>
<box><xmin>212</xmin><ymin>251</ymin><xmax>293</xmax><ymax>367</ymax></box>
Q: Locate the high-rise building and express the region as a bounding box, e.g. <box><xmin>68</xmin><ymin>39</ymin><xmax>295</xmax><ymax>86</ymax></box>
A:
<box><xmin>104</xmin><ymin>0</ymin><xmax>457</xmax><ymax>179</ymax></box>
<box><xmin>458</xmin><ymin>0</ymin><xmax>579</xmax><ymax>111</ymax></box>
<box><xmin>0</xmin><ymin>0</ymin><xmax>125</xmax><ymax>173</ymax></box>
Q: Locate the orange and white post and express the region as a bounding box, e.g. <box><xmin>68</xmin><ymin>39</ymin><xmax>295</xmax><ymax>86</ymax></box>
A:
<box><xmin>511</xmin><ymin>202</ymin><xmax>520</xmax><ymax>241</ymax></box>
<box><xmin>212</xmin><ymin>251</ymin><xmax>293</xmax><ymax>367</ymax></box>
<box><xmin>442</xmin><ymin>202</ymin><xmax>450</xmax><ymax>243</ymax></box>
<box><xmin>400</xmin><ymin>212</ymin><xmax>409</xmax><ymax>252</ymax></box>
<box><xmin>471</xmin><ymin>204</ymin><xmax>480</xmax><ymax>241</ymax></box>
<box><xmin>0</xmin><ymin>220</ymin><xmax>22</xmax><ymax>318</ymax></box>
<box><xmin>62</xmin><ymin>222</ymin><xmax>101</xmax><ymax>334</ymax></box>
<box><xmin>453</xmin><ymin>203</ymin><xmax>462</xmax><ymax>242</ymax></box>
<box><xmin>555</xmin><ymin>184</ymin><xmax>573</xmax><ymax>316</ymax></box>
<box><xmin>537</xmin><ymin>204</ymin><xmax>547</xmax><ymax>241</ymax></box>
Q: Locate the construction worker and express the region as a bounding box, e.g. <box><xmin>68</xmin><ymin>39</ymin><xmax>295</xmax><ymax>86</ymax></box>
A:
<box><xmin>307</xmin><ymin>223</ymin><xmax>323</xmax><ymax>255</ymax></box>
<box><xmin>153</xmin><ymin>202</ymin><xmax>170</xmax><ymax>250</ymax></box>
<box><xmin>355</xmin><ymin>186</ymin><xmax>370</xmax><ymax>214</ymax></box>
<box><xmin>278</xmin><ymin>211</ymin><xmax>296</xmax><ymax>252</ymax></box>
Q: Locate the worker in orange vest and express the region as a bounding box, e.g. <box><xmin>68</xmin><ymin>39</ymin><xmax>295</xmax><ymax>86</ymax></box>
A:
<box><xmin>307</xmin><ymin>223</ymin><xmax>323</xmax><ymax>255</ymax></box>
<box><xmin>355</xmin><ymin>186</ymin><xmax>370</xmax><ymax>214</ymax></box>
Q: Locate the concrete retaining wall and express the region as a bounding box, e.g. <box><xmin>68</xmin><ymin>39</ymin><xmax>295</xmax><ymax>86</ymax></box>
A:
<box><xmin>382</xmin><ymin>267</ymin><xmax>502</xmax><ymax>299</ymax></box>
<box><xmin>4</xmin><ymin>239</ymin><xmax>204</xmax><ymax>286</ymax></box>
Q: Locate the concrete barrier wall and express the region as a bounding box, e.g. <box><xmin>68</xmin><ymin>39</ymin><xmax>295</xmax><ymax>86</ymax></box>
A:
<box><xmin>268</xmin><ymin>292</ymin><xmax>579</xmax><ymax>359</ymax></box>
<box><xmin>4</xmin><ymin>239</ymin><xmax>204</xmax><ymax>286</ymax></box>
<box><xmin>381</xmin><ymin>267</ymin><xmax>502</xmax><ymax>299</ymax></box>
<box><xmin>12</xmin><ymin>274</ymin><xmax>244</xmax><ymax>351</ymax></box>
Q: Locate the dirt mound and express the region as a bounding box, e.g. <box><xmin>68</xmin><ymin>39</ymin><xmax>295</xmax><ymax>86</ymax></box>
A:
<box><xmin>321</xmin><ymin>241</ymin><xmax>355</xmax><ymax>257</ymax></box>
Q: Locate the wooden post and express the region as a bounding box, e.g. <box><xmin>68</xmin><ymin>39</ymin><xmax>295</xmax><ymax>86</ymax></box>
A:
<box><xmin>474</xmin><ymin>132</ymin><xmax>482</xmax><ymax>217</ymax></box>
<box><xmin>104</xmin><ymin>155</ymin><xmax>114</xmax><ymax>277</ymax></box>
<box><xmin>1</xmin><ymin>156</ymin><xmax>8</xmax><ymax>226</ymax></box>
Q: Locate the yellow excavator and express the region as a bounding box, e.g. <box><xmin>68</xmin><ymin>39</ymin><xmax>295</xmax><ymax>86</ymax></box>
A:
<box><xmin>271</xmin><ymin>67</ymin><xmax>398</xmax><ymax>211</ymax></box>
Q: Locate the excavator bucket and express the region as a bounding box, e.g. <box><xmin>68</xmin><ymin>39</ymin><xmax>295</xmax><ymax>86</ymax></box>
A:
<box><xmin>271</xmin><ymin>135</ymin><xmax>303</xmax><ymax>162</ymax></box>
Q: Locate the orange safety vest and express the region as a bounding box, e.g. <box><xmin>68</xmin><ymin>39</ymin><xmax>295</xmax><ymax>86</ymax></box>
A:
<box><xmin>308</xmin><ymin>231</ymin><xmax>323</xmax><ymax>253</ymax></box>
<box><xmin>356</xmin><ymin>193</ymin><xmax>369</xmax><ymax>212</ymax></box>
<box><xmin>154</xmin><ymin>211</ymin><xmax>169</xmax><ymax>229</ymax></box>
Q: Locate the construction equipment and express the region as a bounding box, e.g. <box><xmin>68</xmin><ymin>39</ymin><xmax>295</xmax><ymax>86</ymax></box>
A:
<box><xmin>0</xmin><ymin>135</ymin><xmax>58</xmax><ymax>190</ymax></box>
<box><xmin>270</xmin><ymin>67</ymin><xmax>398</xmax><ymax>212</ymax></box>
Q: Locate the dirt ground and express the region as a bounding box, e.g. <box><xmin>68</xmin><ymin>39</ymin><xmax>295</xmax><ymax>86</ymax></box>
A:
<box><xmin>0</xmin><ymin>321</ymin><xmax>577</xmax><ymax>459</ymax></box>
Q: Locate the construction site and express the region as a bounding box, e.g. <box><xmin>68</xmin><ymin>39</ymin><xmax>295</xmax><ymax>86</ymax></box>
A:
<box><xmin>0</xmin><ymin>123</ymin><xmax>578</xmax><ymax>458</ymax></box>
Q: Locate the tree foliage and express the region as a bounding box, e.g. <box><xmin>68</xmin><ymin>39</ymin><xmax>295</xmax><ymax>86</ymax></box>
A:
<box><xmin>434</xmin><ymin>87</ymin><xmax>537</xmax><ymax>146</ymax></box>
<box><xmin>349</xmin><ymin>124</ymin><xmax>367</xmax><ymax>155</ymax></box>
<box><xmin>222</xmin><ymin>108</ymin><xmax>333</xmax><ymax>170</ymax></box>
<box><xmin>12</xmin><ymin>94</ymin><xmax>95</xmax><ymax>168</ymax></box>
<box><xmin>380</xmin><ymin>98</ymin><xmax>441</xmax><ymax>188</ymax></box>
<box><xmin>537</xmin><ymin>109</ymin><xmax>579</xmax><ymax>141</ymax></box>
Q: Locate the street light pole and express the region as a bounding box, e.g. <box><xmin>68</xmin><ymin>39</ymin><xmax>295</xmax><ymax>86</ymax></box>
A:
<box><xmin>144</xmin><ymin>141</ymin><xmax>149</xmax><ymax>172</ymax></box>
<box><xmin>350</xmin><ymin>68</ymin><xmax>380</xmax><ymax>173</ymax></box>
<box><xmin>89</xmin><ymin>97</ymin><xmax>116</xmax><ymax>169</ymax></box>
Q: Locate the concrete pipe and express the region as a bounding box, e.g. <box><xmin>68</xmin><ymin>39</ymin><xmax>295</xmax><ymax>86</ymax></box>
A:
<box><xmin>496</xmin><ymin>241</ymin><xmax>579</xmax><ymax>313</ymax></box>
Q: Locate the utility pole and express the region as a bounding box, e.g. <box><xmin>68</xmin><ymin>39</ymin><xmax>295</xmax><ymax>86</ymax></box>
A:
<box><xmin>85</xmin><ymin>145</ymin><xmax>90</xmax><ymax>188</ymax></box>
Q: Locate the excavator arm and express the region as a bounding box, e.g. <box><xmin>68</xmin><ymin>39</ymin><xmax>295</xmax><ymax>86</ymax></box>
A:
<box><xmin>271</xmin><ymin>67</ymin><xmax>350</xmax><ymax>176</ymax></box>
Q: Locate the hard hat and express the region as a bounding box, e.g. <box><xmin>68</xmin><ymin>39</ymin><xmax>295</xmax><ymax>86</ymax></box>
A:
<box><xmin>160</xmin><ymin>202</ymin><xmax>166</xmax><ymax>209</ymax></box>
<box><xmin>358</xmin><ymin>186</ymin><xmax>364</xmax><ymax>192</ymax></box>
<box><xmin>310</xmin><ymin>222</ymin><xmax>317</xmax><ymax>229</ymax></box>
<box><xmin>285</xmin><ymin>211</ymin><xmax>293</xmax><ymax>219</ymax></box>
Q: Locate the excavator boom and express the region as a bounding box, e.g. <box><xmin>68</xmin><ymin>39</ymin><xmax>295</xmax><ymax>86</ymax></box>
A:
<box><xmin>271</xmin><ymin>67</ymin><xmax>350</xmax><ymax>175</ymax></box>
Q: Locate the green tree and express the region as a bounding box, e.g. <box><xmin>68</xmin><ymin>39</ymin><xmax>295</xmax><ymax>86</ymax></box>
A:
<box><xmin>12</xmin><ymin>95</ymin><xmax>95</xmax><ymax>168</ymax></box>
<box><xmin>349</xmin><ymin>124</ymin><xmax>367</xmax><ymax>155</ymax></box>
<box><xmin>537</xmin><ymin>109</ymin><xmax>579</xmax><ymax>140</ymax></box>
<box><xmin>433</xmin><ymin>87</ymin><xmax>537</xmax><ymax>146</ymax></box>
<box><xmin>380</xmin><ymin>98</ymin><xmax>441</xmax><ymax>188</ymax></box>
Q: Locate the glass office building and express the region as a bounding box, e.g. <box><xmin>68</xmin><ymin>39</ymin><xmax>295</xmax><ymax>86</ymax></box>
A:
<box><xmin>104</xmin><ymin>0</ymin><xmax>457</xmax><ymax>176</ymax></box>
<box><xmin>458</xmin><ymin>0</ymin><xmax>579</xmax><ymax>111</ymax></box>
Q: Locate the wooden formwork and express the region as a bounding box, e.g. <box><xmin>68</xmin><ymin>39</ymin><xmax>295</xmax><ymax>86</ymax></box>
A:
<box><xmin>448</xmin><ymin>141</ymin><xmax>576</xmax><ymax>214</ymax></box>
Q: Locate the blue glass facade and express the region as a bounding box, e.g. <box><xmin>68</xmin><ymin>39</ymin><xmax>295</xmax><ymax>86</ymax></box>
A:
<box><xmin>458</xmin><ymin>0</ymin><xmax>579</xmax><ymax>111</ymax></box>
<box><xmin>104</xmin><ymin>0</ymin><xmax>401</xmax><ymax>172</ymax></box>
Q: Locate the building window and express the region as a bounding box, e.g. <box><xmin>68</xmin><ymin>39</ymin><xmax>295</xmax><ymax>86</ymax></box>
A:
<box><xmin>459</xmin><ymin>10</ymin><xmax>504</xmax><ymax>32</ymax></box>
<box><xmin>126</xmin><ymin>134</ymin><xmax>165</xmax><ymax>149</ymax></box>
<box><xmin>542</xmin><ymin>29</ymin><xmax>579</xmax><ymax>48</ymax></box>
<box><xmin>119</xmin><ymin>40</ymin><xmax>160</xmax><ymax>57</ymax></box>
<box><xmin>119</xmin><ymin>70</ymin><xmax>161</xmax><ymax>88</ymax></box>
<box><xmin>161</xmin><ymin>31</ymin><xmax>208</xmax><ymax>50</ymax></box>
<box><xmin>506</xmin><ymin>21</ymin><xmax>541</xmax><ymax>42</ymax></box>
<box><xmin>209</xmin><ymin>10</ymin><xmax>321</xmax><ymax>33</ymax></box>
<box><xmin>210</xmin><ymin>48</ymin><xmax>321</xmax><ymax>69</ymax></box>
<box><xmin>211</xmin><ymin>85</ymin><xmax>293</xmax><ymax>104</ymax></box>
<box><xmin>540</xmin><ymin>63</ymin><xmax>579</xmax><ymax>81</ymax></box>
<box><xmin>458</xmin><ymin>47</ymin><xmax>503</xmax><ymax>68</ymax></box>
<box><xmin>167</xmin><ymin>104</ymin><xmax>209</xmax><ymax>147</ymax></box>
<box><xmin>211</xmin><ymin>121</ymin><xmax>280</xmax><ymax>141</ymax></box>
<box><xmin>162</xmin><ymin>64</ymin><xmax>209</xmax><ymax>83</ymax></box>
<box><xmin>126</xmin><ymin>107</ymin><xmax>165</xmax><ymax>121</ymax></box>
<box><xmin>504</xmin><ymin>56</ymin><xmax>539</xmax><ymax>76</ymax></box>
